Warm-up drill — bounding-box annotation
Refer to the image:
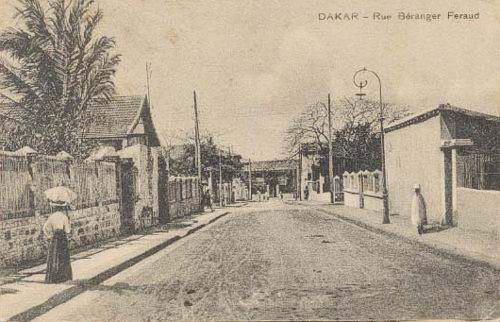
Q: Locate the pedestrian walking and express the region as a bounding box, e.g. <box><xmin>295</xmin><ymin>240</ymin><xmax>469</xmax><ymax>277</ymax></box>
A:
<box><xmin>304</xmin><ymin>185</ymin><xmax>309</xmax><ymax>200</ymax></box>
<box><xmin>257</xmin><ymin>189</ymin><xmax>262</xmax><ymax>202</ymax></box>
<box><xmin>204</xmin><ymin>188</ymin><xmax>214</xmax><ymax>212</ymax></box>
<box><xmin>411</xmin><ymin>184</ymin><xmax>428</xmax><ymax>235</ymax></box>
<box><xmin>43</xmin><ymin>203</ymin><xmax>72</xmax><ymax>283</ymax></box>
<box><xmin>43</xmin><ymin>186</ymin><xmax>76</xmax><ymax>284</ymax></box>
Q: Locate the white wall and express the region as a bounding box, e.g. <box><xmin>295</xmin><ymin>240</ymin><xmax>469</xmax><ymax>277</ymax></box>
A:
<box><xmin>456</xmin><ymin>188</ymin><xmax>500</xmax><ymax>236</ymax></box>
<box><xmin>385</xmin><ymin>116</ymin><xmax>445</xmax><ymax>222</ymax></box>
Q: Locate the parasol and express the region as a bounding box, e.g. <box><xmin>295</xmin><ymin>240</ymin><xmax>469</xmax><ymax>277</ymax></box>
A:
<box><xmin>44</xmin><ymin>186</ymin><xmax>77</xmax><ymax>206</ymax></box>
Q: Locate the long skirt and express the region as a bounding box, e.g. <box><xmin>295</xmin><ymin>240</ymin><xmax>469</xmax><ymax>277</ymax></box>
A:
<box><xmin>45</xmin><ymin>230</ymin><xmax>73</xmax><ymax>284</ymax></box>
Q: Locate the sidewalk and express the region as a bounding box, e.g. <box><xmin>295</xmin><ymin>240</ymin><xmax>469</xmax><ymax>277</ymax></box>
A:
<box><xmin>0</xmin><ymin>208</ymin><xmax>232</xmax><ymax>322</ymax></box>
<box><xmin>293</xmin><ymin>200</ymin><xmax>500</xmax><ymax>271</ymax></box>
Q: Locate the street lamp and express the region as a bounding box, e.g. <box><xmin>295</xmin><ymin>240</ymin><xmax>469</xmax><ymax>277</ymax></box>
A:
<box><xmin>353</xmin><ymin>67</ymin><xmax>390</xmax><ymax>224</ymax></box>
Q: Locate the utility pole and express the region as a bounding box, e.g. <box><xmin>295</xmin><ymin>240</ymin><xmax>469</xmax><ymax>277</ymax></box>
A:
<box><xmin>228</xmin><ymin>146</ymin><xmax>232</xmax><ymax>204</ymax></box>
<box><xmin>327</xmin><ymin>93</ymin><xmax>335</xmax><ymax>204</ymax></box>
<box><xmin>193</xmin><ymin>91</ymin><xmax>202</xmax><ymax>181</ymax></box>
<box><xmin>193</xmin><ymin>91</ymin><xmax>202</xmax><ymax>210</ymax></box>
<box><xmin>248</xmin><ymin>159</ymin><xmax>252</xmax><ymax>201</ymax></box>
<box><xmin>146</xmin><ymin>62</ymin><xmax>153</xmax><ymax>110</ymax></box>
<box><xmin>298</xmin><ymin>143</ymin><xmax>303</xmax><ymax>201</ymax></box>
<box><xmin>219</xmin><ymin>149</ymin><xmax>223</xmax><ymax>207</ymax></box>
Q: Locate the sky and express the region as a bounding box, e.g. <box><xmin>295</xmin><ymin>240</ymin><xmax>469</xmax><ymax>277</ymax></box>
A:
<box><xmin>0</xmin><ymin>0</ymin><xmax>498</xmax><ymax>160</ymax></box>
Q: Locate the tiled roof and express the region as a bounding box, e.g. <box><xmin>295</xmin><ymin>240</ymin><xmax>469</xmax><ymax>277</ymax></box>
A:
<box><xmin>244</xmin><ymin>159</ymin><xmax>298</xmax><ymax>172</ymax></box>
<box><xmin>81</xmin><ymin>96</ymin><xmax>145</xmax><ymax>139</ymax></box>
<box><xmin>385</xmin><ymin>104</ymin><xmax>500</xmax><ymax>133</ymax></box>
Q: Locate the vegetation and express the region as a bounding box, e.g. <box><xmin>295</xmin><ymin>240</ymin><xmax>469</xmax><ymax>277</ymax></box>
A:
<box><xmin>165</xmin><ymin>133</ymin><xmax>243</xmax><ymax>185</ymax></box>
<box><xmin>0</xmin><ymin>0</ymin><xmax>120</xmax><ymax>158</ymax></box>
<box><xmin>284</xmin><ymin>98</ymin><xmax>411</xmax><ymax>170</ymax></box>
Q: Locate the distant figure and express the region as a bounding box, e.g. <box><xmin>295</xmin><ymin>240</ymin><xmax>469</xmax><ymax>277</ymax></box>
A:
<box><xmin>204</xmin><ymin>188</ymin><xmax>213</xmax><ymax>212</ymax></box>
<box><xmin>43</xmin><ymin>202</ymin><xmax>72</xmax><ymax>283</ymax></box>
<box><xmin>280</xmin><ymin>192</ymin><xmax>284</xmax><ymax>202</ymax></box>
<box><xmin>304</xmin><ymin>185</ymin><xmax>309</xmax><ymax>200</ymax></box>
<box><xmin>257</xmin><ymin>190</ymin><xmax>262</xmax><ymax>202</ymax></box>
<box><xmin>411</xmin><ymin>184</ymin><xmax>428</xmax><ymax>235</ymax></box>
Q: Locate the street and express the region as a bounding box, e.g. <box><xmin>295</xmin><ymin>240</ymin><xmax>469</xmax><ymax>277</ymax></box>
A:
<box><xmin>35</xmin><ymin>201</ymin><xmax>499</xmax><ymax>321</ymax></box>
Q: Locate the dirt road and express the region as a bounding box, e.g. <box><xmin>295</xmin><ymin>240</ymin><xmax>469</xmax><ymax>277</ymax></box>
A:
<box><xmin>35</xmin><ymin>201</ymin><xmax>499</xmax><ymax>321</ymax></box>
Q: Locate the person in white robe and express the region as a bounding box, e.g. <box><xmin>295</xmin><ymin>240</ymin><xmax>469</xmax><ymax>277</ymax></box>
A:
<box><xmin>411</xmin><ymin>184</ymin><xmax>428</xmax><ymax>235</ymax></box>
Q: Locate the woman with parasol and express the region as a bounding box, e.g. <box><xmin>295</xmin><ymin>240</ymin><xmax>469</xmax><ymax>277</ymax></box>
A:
<box><xmin>43</xmin><ymin>186</ymin><xmax>77</xmax><ymax>283</ymax></box>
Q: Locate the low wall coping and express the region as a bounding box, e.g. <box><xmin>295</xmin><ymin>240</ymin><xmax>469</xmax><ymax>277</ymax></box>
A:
<box><xmin>457</xmin><ymin>187</ymin><xmax>500</xmax><ymax>195</ymax></box>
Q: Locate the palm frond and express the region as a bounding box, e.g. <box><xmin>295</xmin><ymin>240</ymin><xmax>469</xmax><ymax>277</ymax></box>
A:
<box><xmin>0</xmin><ymin>59</ymin><xmax>41</xmax><ymax>104</ymax></box>
<box><xmin>15</xmin><ymin>0</ymin><xmax>53</xmax><ymax>46</ymax></box>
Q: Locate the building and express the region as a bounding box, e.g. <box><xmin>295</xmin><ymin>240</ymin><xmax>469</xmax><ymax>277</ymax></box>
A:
<box><xmin>81</xmin><ymin>95</ymin><xmax>160</xmax><ymax>150</ymax></box>
<box><xmin>243</xmin><ymin>159</ymin><xmax>298</xmax><ymax>199</ymax></box>
<box><xmin>298</xmin><ymin>143</ymin><xmax>357</xmax><ymax>201</ymax></box>
<box><xmin>384</xmin><ymin>104</ymin><xmax>500</xmax><ymax>234</ymax></box>
<box><xmin>81</xmin><ymin>95</ymin><xmax>165</xmax><ymax>230</ymax></box>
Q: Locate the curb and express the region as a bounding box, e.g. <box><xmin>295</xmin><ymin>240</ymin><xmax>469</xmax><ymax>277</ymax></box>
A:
<box><xmin>311</xmin><ymin>207</ymin><xmax>500</xmax><ymax>273</ymax></box>
<box><xmin>7</xmin><ymin>211</ymin><xmax>230</xmax><ymax>322</ymax></box>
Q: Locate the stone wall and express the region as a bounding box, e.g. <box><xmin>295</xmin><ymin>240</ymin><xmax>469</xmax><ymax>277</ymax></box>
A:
<box><xmin>0</xmin><ymin>203</ymin><xmax>120</xmax><ymax>268</ymax></box>
<box><xmin>118</xmin><ymin>144</ymin><xmax>159</xmax><ymax>231</ymax></box>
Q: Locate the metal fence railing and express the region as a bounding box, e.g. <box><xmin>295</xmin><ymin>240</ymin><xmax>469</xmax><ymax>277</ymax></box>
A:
<box><xmin>460</xmin><ymin>151</ymin><xmax>500</xmax><ymax>191</ymax></box>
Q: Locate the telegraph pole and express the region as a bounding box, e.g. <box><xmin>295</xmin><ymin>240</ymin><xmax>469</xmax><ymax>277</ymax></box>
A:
<box><xmin>327</xmin><ymin>93</ymin><xmax>335</xmax><ymax>204</ymax></box>
<box><xmin>193</xmin><ymin>91</ymin><xmax>202</xmax><ymax>210</ymax></box>
<box><xmin>146</xmin><ymin>62</ymin><xmax>152</xmax><ymax>110</ymax></box>
<box><xmin>248</xmin><ymin>159</ymin><xmax>252</xmax><ymax>201</ymax></box>
<box><xmin>193</xmin><ymin>91</ymin><xmax>202</xmax><ymax>181</ymax></box>
<box><xmin>298</xmin><ymin>143</ymin><xmax>303</xmax><ymax>201</ymax></box>
<box><xmin>219</xmin><ymin>149</ymin><xmax>223</xmax><ymax>207</ymax></box>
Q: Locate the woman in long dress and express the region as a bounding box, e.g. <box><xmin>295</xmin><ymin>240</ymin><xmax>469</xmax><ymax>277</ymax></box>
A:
<box><xmin>43</xmin><ymin>201</ymin><xmax>73</xmax><ymax>283</ymax></box>
<box><xmin>411</xmin><ymin>184</ymin><xmax>428</xmax><ymax>235</ymax></box>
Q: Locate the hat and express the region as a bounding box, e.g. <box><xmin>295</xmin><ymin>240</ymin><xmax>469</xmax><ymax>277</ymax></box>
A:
<box><xmin>414</xmin><ymin>184</ymin><xmax>421</xmax><ymax>190</ymax></box>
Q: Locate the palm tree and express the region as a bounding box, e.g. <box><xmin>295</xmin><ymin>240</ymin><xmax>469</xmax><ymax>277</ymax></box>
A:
<box><xmin>0</xmin><ymin>0</ymin><xmax>120</xmax><ymax>157</ymax></box>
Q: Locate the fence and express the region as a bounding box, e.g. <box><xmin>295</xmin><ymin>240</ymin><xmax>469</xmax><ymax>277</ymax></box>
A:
<box><xmin>459</xmin><ymin>150</ymin><xmax>500</xmax><ymax>191</ymax></box>
<box><xmin>0</xmin><ymin>154</ymin><xmax>33</xmax><ymax>219</ymax></box>
<box><xmin>0</xmin><ymin>152</ymin><xmax>118</xmax><ymax>220</ymax></box>
<box><xmin>343</xmin><ymin>170</ymin><xmax>384</xmax><ymax>211</ymax></box>
<box><xmin>167</xmin><ymin>176</ymin><xmax>201</xmax><ymax>219</ymax></box>
<box><xmin>0</xmin><ymin>151</ymin><xmax>121</xmax><ymax>267</ymax></box>
<box><xmin>0</xmin><ymin>148</ymin><xmax>203</xmax><ymax>267</ymax></box>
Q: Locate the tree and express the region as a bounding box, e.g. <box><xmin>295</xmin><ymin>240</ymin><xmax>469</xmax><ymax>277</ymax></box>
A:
<box><xmin>166</xmin><ymin>133</ymin><xmax>243</xmax><ymax>183</ymax></box>
<box><xmin>284</xmin><ymin>97</ymin><xmax>411</xmax><ymax>168</ymax></box>
<box><xmin>0</xmin><ymin>0</ymin><xmax>120</xmax><ymax>157</ymax></box>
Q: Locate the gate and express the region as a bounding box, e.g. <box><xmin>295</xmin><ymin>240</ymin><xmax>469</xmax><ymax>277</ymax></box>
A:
<box><xmin>120</xmin><ymin>159</ymin><xmax>137</xmax><ymax>234</ymax></box>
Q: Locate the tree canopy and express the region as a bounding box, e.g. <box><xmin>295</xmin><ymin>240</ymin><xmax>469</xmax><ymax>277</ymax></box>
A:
<box><xmin>284</xmin><ymin>97</ymin><xmax>412</xmax><ymax>170</ymax></box>
<box><xmin>165</xmin><ymin>134</ymin><xmax>243</xmax><ymax>184</ymax></box>
<box><xmin>0</xmin><ymin>0</ymin><xmax>120</xmax><ymax>157</ymax></box>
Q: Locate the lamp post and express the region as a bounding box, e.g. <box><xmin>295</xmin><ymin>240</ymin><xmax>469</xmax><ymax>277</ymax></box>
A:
<box><xmin>353</xmin><ymin>67</ymin><xmax>390</xmax><ymax>224</ymax></box>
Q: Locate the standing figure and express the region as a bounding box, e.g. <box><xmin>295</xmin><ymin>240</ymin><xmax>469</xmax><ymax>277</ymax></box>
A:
<box><xmin>205</xmin><ymin>188</ymin><xmax>214</xmax><ymax>212</ymax></box>
<box><xmin>257</xmin><ymin>189</ymin><xmax>262</xmax><ymax>202</ymax></box>
<box><xmin>304</xmin><ymin>185</ymin><xmax>309</xmax><ymax>201</ymax></box>
<box><xmin>43</xmin><ymin>201</ymin><xmax>73</xmax><ymax>283</ymax></box>
<box><xmin>411</xmin><ymin>184</ymin><xmax>428</xmax><ymax>235</ymax></box>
